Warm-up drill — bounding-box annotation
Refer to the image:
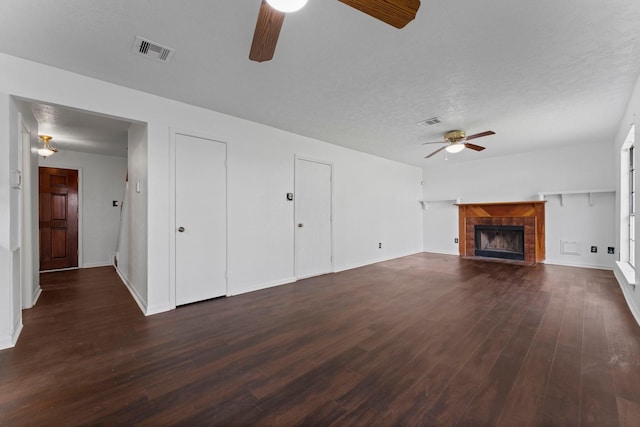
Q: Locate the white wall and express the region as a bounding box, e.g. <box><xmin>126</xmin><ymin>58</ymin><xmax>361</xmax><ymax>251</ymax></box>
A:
<box><xmin>613</xmin><ymin>70</ymin><xmax>640</xmax><ymax>325</ymax></box>
<box><xmin>423</xmin><ymin>141</ymin><xmax>616</xmax><ymax>268</ymax></box>
<box><xmin>14</xmin><ymin>99</ymin><xmax>40</xmax><ymax>309</ymax></box>
<box><xmin>115</xmin><ymin>123</ymin><xmax>148</xmax><ymax>311</ymax></box>
<box><xmin>0</xmin><ymin>94</ymin><xmax>17</xmax><ymax>348</ymax></box>
<box><xmin>0</xmin><ymin>52</ymin><xmax>423</xmax><ymax>346</ymax></box>
<box><xmin>39</xmin><ymin>150</ymin><xmax>127</xmax><ymax>268</ymax></box>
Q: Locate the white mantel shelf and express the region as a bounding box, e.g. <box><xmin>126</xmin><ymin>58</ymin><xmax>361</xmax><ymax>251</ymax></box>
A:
<box><xmin>537</xmin><ymin>189</ymin><xmax>615</xmax><ymax>206</ymax></box>
<box><xmin>420</xmin><ymin>198</ymin><xmax>461</xmax><ymax>210</ymax></box>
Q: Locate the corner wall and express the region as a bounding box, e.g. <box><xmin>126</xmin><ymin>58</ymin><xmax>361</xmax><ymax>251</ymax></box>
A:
<box><xmin>0</xmin><ymin>94</ymin><xmax>16</xmax><ymax>348</ymax></box>
<box><xmin>116</xmin><ymin>123</ymin><xmax>148</xmax><ymax>312</ymax></box>
<box><xmin>13</xmin><ymin>99</ymin><xmax>39</xmax><ymax>309</ymax></box>
<box><xmin>422</xmin><ymin>141</ymin><xmax>616</xmax><ymax>269</ymax></box>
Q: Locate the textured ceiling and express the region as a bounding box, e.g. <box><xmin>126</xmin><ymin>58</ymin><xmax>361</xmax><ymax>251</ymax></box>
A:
<box><xmin>2</xmin><ymin>0</ymin><xmax>640</xmax><ymax>165</ymax></box>
<box><xmin>23</xmin><ymin>101</ymin><xmax>131</xmax><ymax>157</ymax></box>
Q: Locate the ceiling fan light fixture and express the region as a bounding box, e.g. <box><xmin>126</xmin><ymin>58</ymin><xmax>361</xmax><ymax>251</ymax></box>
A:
<box><xmin>38</xmin><ymin>135</ymin><xmax>58</xmax><ymax>157</ymax></box>
<box><xmin>266</xmin><ymin>0</ymin><xmax>307</xmax><ymax>13</ymax></box>
<box><xmin>445</xmin><ymin>143</ymin><xmax>465</xmax><ymax>154</ymax></box>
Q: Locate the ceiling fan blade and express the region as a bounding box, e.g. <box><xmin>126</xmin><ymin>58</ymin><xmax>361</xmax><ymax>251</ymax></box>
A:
<box><xmin>422</xmin><ymin>141</ymin><xmax>446</xmax><ymax>145</ymax></box>
<box><xmin>425</xmin><ymin>146</ymin><xmax>447</xmax><ymax>158</ymax></box>
<box><xmin>465</xmin><ymin>130</ymin><xmax>495</xmax><ymax>141</ymax></box>
<box><xmin>338</xmin><ymin>0</ymin><xmax>421</xmax><ymax>29</ymax></box>
<box><xmin>465</xmin><ymin>143</ymin><xmax>486</xmax><ymax>152</ymax></box>
<box><xmin>249</xmin><ymin>1</ymin><xmax>286</xmax><ymax>62</ymax></box>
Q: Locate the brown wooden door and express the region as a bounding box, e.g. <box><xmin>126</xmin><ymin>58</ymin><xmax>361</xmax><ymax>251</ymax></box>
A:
<box><xmin>39</xmin><ymin>167</ymin><xmax>79</xmax><ymax>271</ymax></box>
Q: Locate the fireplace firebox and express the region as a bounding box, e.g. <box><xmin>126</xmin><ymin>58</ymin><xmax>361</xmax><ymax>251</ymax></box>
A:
<box><xmin>474</xmin><ymin>225</ymin><xmax>525</xmax><ymax>261</ymax></box>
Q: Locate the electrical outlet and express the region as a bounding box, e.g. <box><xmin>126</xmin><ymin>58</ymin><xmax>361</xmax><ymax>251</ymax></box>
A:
<box><xmin>591</xmin><ymin>246</ymin><xmax>597</xmax><ymax>253</ymax></box>
<box><xmin>608</xmin><ymin>247</ymin><xmax>615</xmax><ymax>254</ymax></box>
<box><xmin>454</xmin><ymin>238</ymin><xmax>459</xmax><ymax>244</ymax></box>
<box><xmin>378</xmin><ymin>243</ymin><xmax>382</xmax><ymax>249</ymax></box>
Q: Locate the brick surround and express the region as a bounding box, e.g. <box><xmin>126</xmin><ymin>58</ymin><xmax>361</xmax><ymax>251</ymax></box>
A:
<box><xmin>457</xmin><ymin>201</ymin><xmax>545</xmax><ymax>264</ymax></box>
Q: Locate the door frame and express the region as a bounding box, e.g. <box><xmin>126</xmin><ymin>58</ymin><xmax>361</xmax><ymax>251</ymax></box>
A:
<box><xmin>19</xmin><ymin>113</ymin><xmax>35</xmax><ymax>308</ymax></box>
<box><xmin>294</xmin><ymin>155</ymin><xmax>335</xmax><ymax>279</ymax></box>
<box><xmin>37</xmin><ymin>165</ymin><xmax>83</xmax><ymax>272</ymax></box>
<box><xmin>169</xmin><ymin>128</ymin><xmax>229</xmax><ymax>309</ymax></box>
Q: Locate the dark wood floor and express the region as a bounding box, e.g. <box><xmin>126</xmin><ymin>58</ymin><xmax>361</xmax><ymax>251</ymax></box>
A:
<box><xmin>1</xmin><ymin>253</ymin><xmax>640</xmax><ymax>426</ymax></box>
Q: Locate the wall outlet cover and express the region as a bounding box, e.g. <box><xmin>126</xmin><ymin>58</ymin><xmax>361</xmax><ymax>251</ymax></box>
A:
<box><xmin>608</xmin><ymin>247</ymin><xmax>615</xmax><ymax>254</ymax></box>
<box><xmin>591</xmin><ymin>246</ymin><xmax>597</xmax><ymax>253</ymax></box>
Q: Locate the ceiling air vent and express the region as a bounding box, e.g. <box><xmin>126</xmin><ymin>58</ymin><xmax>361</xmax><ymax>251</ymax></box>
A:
<box><xmin>417</xmin><ymin>117</ymin><xmax>441</xmax><ymax>127</ymax></box>
<box><xmin>132</xmin><ymin>36</ymin><xmax>175</xmax><ymax>63</ymax></box>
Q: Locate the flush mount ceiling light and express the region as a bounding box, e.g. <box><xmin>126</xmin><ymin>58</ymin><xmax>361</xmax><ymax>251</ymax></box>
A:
<box><xmin>38</xmin><ymin>135</ymin><xmax>58</xmax><ymax>157</ymax></box>
<box><xmin>445</xmin><ymin>143</ymin><xmax>465</xmax><ymax>154</ymax></box>
<box><xmin>266</xmin><ymin>0</ymin><xmax>308</xmax><ymax>12</ymax></box>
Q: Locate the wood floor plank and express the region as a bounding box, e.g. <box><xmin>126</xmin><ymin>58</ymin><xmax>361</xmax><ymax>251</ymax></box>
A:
<box><xmin>452</xmin><ymin>290</ymin><xmax>550</xmax><ymax>426</ymax></box>
<box><xmin>495</xmin><ymin>291</ymin><xmax>567</xmax><ymax>426</ymax></box>
<box><xmin>383</xmin><ymin>289</ymin><xmax>539</xmax><ymax>425</ymax></box>
<box><xmin>0</xmin><ymin>256</ymin><xmax>636</xmax><ymax>425</ymax></box>
<box><xmin>617</xmin><ymin>396</ymin><xmax>640</xmax><ymax>427</ymax></box>
<box><xmin>581</xmin><ymin>291</ymin><xmax>620</xmax><ymax>426</ymax></box>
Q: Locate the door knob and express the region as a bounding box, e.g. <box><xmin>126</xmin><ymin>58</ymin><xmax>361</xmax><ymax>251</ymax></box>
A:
<box><xmin>178</xmin><ymin>226</ymin><xmax>185</xmax><ymax>232</ymax></box>
<box><xmin>297</xmin><ymin>223</ymin><xmax>304</xmax><ymax>228</ymax></box>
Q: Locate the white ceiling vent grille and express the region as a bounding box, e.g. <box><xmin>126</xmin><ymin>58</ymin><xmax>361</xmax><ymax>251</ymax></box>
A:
<box><xmin>417</xmin><ymin>117</ymin><xmax>441</xmax><ymax>127</ymax></box>
<box><xmin>132</xmin><ymin>36</ymin><xmax>175</xmax><ymax>63</ymax></box>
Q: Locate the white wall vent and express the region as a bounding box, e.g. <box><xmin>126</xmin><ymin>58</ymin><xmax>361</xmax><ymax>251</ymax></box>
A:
<box><xmin>132</xmin><ymin>36</ymin><xmax>175</xmax><ymax>63</ymax></box>
<box><xmin>417</xmin><ymin>117</ymin><xmax>441</xmax><ymax>127</ymax></box>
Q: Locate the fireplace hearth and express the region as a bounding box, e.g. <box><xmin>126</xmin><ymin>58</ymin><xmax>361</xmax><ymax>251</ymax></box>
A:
<box><xmin>474</xmin><ymin>225</ymin><xmax>525</xmax><ymax>260</ymax></box>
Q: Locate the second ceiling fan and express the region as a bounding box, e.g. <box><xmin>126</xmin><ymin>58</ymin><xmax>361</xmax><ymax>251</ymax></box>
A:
<box><xmin>423</xmin><ymin>130</ymin><xmax>496</xmax><ymax>158</ymax></box>
<box><xmin>249</xmin><ymin>0</ymin><xmax>421</xmax><ymax>62</ymax></box>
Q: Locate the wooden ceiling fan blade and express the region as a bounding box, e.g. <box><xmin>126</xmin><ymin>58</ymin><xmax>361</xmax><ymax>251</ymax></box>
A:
<box><xmin>425</xmin><ymin>146</ymin><xmax>447</xmax><ymax>158</ymax></box>
<box><xmin>338</xmin><ymin>0</ymin><xmax>421</xmax><ymax>29</ymax></box>
<box><xmin>249</xmin><ymin>1</ymin><xmax>286</xmax><ymax>62</ymax></box>
<box><xmin>465</xmin><ymin>130</ymin><xmax>495</xmax><ymax>141</ymax></box>
<box><xmin>422</xmin><ymin>141</ymin><xmax>446</xmax><ymax>145</ymax></box>
<box><xmin>465</xmin><ymin>143</ymin><xmax>486</xmax><ymax>152</ymax></box>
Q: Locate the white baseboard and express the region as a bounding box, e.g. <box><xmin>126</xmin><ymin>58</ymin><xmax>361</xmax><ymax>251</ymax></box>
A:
<box><xmin>146</xmin><ymin>303</ymin><xmax>174</xmax><ymax>316</ymax></box>
<box><xmin>82</xmin><ymin>261</ymin><xmax>113</xmax><ymax>268</ymax></box>
<box><xmin>334</xmin><ymin>261</ymin><xmax>372</xmax><ymax>273</ymax></box>
<box><xmin>0</xmin><ymin>335</ymin><xmax>13</xmax><ymax>350</ymax></box>
<box><xmin>614</xmin><ymin>262</ymin><xmax>640</xmax><ymax>327</ymax></box>
<box><xmin>422</xmin><ymin>249</ymin><xmax>459</xmax><ymax>256</ymax></box>
<box><xmin>114</xmin><ymin>266</ymin><xmax>148</xmax><ymax>316</ymax></box>
<box><xmin>0</xmin><ymin>320</ymin><xmax>23</xmax><ymax>350</ymax></box>
<box><xmin>228</xmin><ymin>276</ymin><xmax>297</xmax><ymax>296</ymax></box>
<box><xmin>334</xmin><ymin>251</ymin><xmax>423</xmax><ymax>273</ymax></box>
<box><xmin>32</xmin><ymin>286</ymin><xmax>42</xmax><ymax>306</ymax></box>
<box><xmin>542</xmin><ymin>259</ymin><xmax>613</xmax><ymax>270</ymax></box>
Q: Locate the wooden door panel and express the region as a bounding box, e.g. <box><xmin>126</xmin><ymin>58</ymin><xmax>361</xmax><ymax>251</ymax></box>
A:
<box><xmin>49</xmin><ymin>174</ymin><xmax>67</xmax><ymax>187</ymax></box>
<box><xmin>39</xmin><ymin>167</ymin><xmax>78</xmax><ymax>271</ymax></box>
<box><xmin>51</xmin><ymin>228</ymin><xmax>67</xmax><ymax>258</ymax></box>
<box><xmin>39</xmin><ymin>193</ymin><xmax>51</xmax><ymax>221</ymax></box>
<box><xmin>51</xmin><ymin>193</ymin><xmax>68</xmax><ymax>220</ymax></box>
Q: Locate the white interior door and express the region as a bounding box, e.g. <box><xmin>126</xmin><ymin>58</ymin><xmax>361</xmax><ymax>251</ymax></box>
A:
<box><xmin>175</xmin><ymin>133</ymin><xmax>227</xmax><ymax>305</ymax></box>
<box><xmin>295</xmin><ymin>158</ymin><xmax>332</xmax><ymax>279</ymax></box>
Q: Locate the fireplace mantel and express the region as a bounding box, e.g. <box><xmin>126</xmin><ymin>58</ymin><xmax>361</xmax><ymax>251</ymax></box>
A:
<box><xmin>457</xmin><ymin>201</ymin><xmax>545</xmax><ymax>264</ymax></box>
